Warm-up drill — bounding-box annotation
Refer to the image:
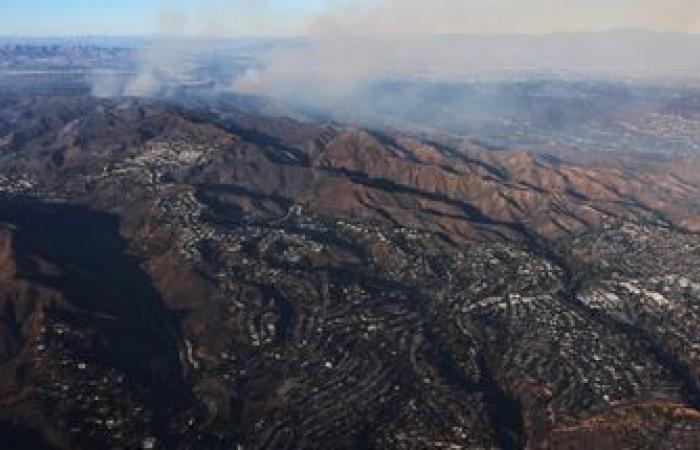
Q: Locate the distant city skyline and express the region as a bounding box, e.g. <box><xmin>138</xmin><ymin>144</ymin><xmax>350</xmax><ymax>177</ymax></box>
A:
<box><xmin>1</xmin><ymin>0</ymin><xmax>699</xmax><ymax>37</ymax></box>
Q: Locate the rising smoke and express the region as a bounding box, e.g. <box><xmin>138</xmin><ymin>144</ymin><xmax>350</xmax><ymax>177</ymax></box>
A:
<box><xmin>88</xmin><ymin>0</ymin><xmax>700</xmax><ymax>141</ymax></box>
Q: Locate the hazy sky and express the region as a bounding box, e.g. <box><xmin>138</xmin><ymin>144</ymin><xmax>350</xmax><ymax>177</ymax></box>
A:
<box><xmin>1</xmin><ymin>0</ymin><xmax>699</xmax><ymax>36</ymax></box>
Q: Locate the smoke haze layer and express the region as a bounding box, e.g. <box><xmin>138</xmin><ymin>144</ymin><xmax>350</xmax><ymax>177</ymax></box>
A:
<box><xmin>229</xmin><ymin>31</ymin><xmax>700</xmax><ymax>107</ymax></box>
<box><xmin>307</xmin><ymin>0</ymin><xmax>700</xmax><ymax>35</ymax></box>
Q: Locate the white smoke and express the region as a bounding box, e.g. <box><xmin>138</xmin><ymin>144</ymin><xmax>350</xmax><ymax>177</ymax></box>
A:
<box><xmin>307</xmin><ymin>0</ymin><xmax>700</xmax><ymax>35</ymax></box>
<box><xmin>89</xmin><ymin>0</ymin><xmax>700</xmax><ymax>104</ymax></box>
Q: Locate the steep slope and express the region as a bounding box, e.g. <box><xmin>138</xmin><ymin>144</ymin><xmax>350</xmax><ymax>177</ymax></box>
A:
<box><xmin>182</xmin><ymin>107</ymin><xmax>700</xmax><ymax>240</ymax></box>
<box><xmin>1</xmin><ymin>95</ymin><xmax>700</xmax><ymax>448</ymax></box>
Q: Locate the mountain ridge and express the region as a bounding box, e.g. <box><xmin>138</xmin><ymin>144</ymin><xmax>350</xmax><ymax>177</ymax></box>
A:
<box><xmin>1</xmin><ymin>94</ymin><xmax>700</xmax><ymax>448</ymax></box>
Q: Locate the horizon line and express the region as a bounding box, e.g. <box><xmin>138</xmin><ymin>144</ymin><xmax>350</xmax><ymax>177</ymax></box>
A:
<box><xmin>2</xmin><ymin>28</ymin><xmax>700</xmax><ymax>41</ymax></box>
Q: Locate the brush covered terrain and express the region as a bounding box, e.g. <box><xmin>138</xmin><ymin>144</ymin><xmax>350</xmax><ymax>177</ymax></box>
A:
<box><xmin>1</xmin><ymin>93</ymin><xmax>700</xmax><ymax>449</ymax></box>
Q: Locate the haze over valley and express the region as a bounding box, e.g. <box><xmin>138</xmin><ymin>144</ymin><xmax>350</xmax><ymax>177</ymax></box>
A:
<box><xmin>1</xmin><ymin>2</ymin><xmax>700</xmax><ymax>449</ymax></box>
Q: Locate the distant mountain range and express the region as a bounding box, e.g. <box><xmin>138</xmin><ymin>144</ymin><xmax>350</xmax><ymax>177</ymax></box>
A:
<box><xmin>3</xmin><ymin>30</ymin><xmax>700</xmax><ymax>74</ymax></box>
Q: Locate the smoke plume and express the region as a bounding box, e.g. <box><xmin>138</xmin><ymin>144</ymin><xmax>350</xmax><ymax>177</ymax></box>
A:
<box><xmin>90</xmin><ymin>0</ymin><xmax>700</xmax><ymax>123</ymax></box>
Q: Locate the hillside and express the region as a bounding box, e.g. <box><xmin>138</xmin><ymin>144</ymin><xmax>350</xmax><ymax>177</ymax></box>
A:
<box><xmin>1</xmin><ymin>94</ymin><xmax>700</xmax><ymax>448</ymax></box>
